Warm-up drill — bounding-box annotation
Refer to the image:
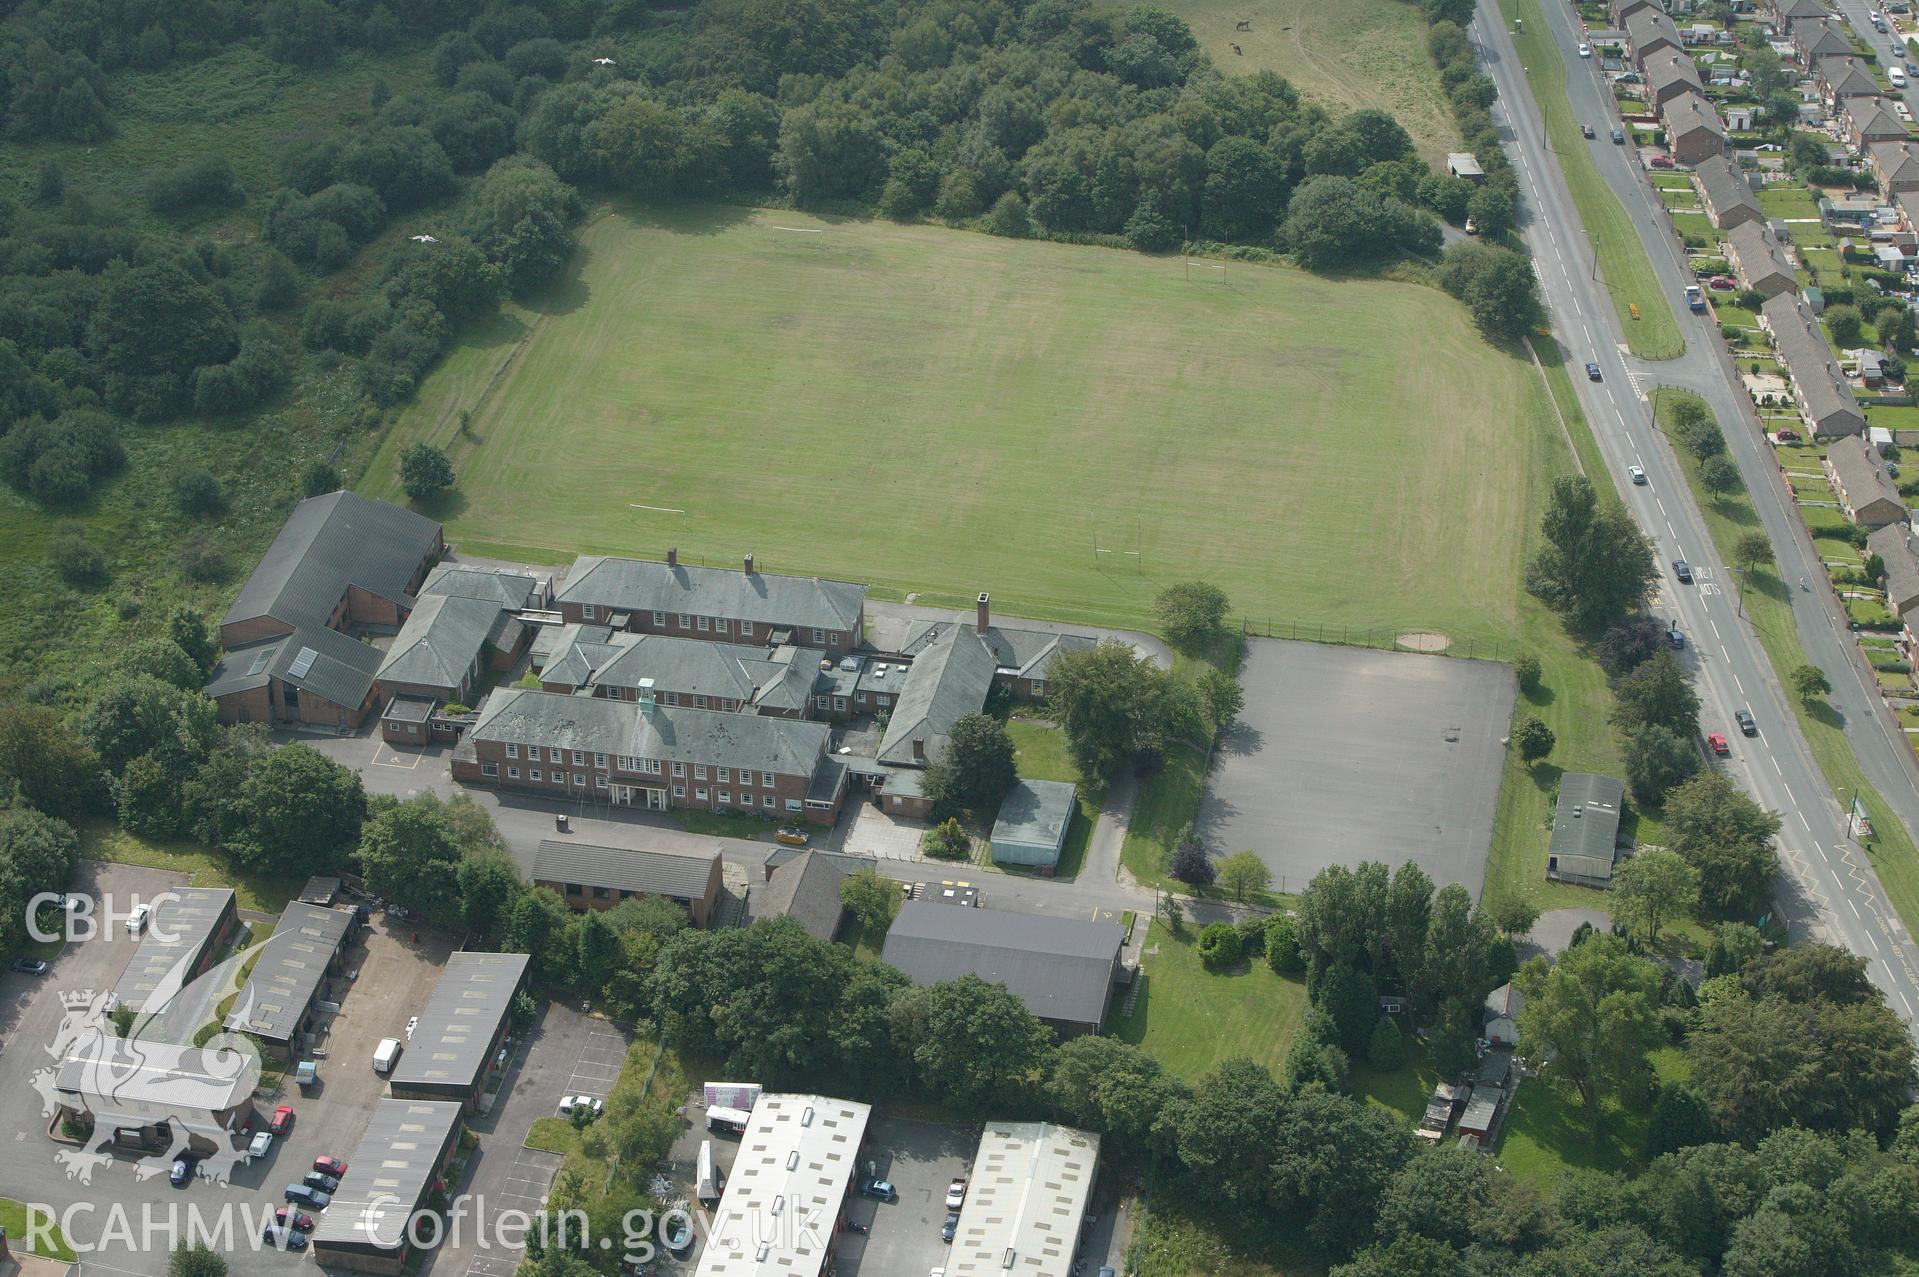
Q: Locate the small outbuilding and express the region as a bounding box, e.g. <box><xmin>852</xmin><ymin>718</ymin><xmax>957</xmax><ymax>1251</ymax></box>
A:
<box><xmin>1545</xmin><ymin>772</ymin><xmax>1626</xmax><ymax>886</ymax></box>
<box><xmin>990</xmin><ymin>779</ymin><xmax>1078</xmax><ymax>873</ymax></box>
<box><xmin>1447</xmin><ymin>153</ymin><xmax>1485</xmax><ymax>182</ymax></box>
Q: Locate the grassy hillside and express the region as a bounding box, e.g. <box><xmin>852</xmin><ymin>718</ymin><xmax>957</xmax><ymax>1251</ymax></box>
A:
<box><xmin>1147</xmin><ymin>0</ymin><xmax>1461</xmax><ymax>165</ymax></box>
<box><xmin>367</xmin><ymin>203</ymin><xmax>1543</xmax><ymax>641</ymax></box>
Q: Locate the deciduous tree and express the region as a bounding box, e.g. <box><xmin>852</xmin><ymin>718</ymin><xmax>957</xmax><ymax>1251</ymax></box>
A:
<box><xmin>1609</xmin><ymin>847</ymin><xmax>1698</xmax><ymax>944</ymax></box>
<box><xmin>1514</xmin><ymin>933</ymin><xmax>1664</xmax><ymax>1116</ymax></box>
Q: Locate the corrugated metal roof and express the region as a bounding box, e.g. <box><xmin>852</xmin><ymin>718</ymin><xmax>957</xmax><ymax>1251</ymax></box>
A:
<box><xmin>310</xmin><ymin>1099</ymin><xmax>463</xmax><ymax>1252</ymax></box>
<box><xmin>949</xmin><ymin>1123</ymin><xmax>1100</xmax><ymax>1277</ymax></box>
<box><xmin>56</xmin><ymin>1037</ymin><xmax>257</xmax><ymax>1120</ymax></box>
<box><xmin>110</xmin><ymin>888</ymin><xmax>236</xmax><ymax>1013</ymax></box>
<box><xmin>1548</xmin><ymin>773</ymin><xmax>1625</xmax><ymax>879</ymax></box>
<box><xmin>694</xmin><ymin>1094</ymin><xmax>871</xmax><ymax>1277</ymax></box>
<box><xmin>388</xmin><ymin>952</ymin><xmax>529</xmax><ymax>1091</ymax></box>
<box><xmin>224</xmin><ymin>904</ymin><xmax>354</xmax><ymax>1044</ymax></box>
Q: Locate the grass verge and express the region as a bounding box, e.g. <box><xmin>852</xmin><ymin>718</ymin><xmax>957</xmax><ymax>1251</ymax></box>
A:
<box><xmin>0</xmin><ymin>1199</ymin><xmax>76</xmax><ymax>1260</ymax></box>
<box><xmin>79</xmin><ymin>818</ymin><xmax>304</xmax><ymax>914</ymax></box>
<box><xmin>1653</xmin><ymin>389</ymin><xmax>1919</xmax><ymax>939</ymax></box>
<box><xmin>1497</xmin><ymin>0</ymin><xmax>1685</xmax><ymax>360</ymax></box>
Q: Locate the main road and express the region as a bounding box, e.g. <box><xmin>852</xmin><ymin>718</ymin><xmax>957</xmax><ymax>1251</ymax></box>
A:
<box><xmin>1468</xmin><ymin>3</ymin><xmax>1919</xmax><ymax>1019</ymax></box>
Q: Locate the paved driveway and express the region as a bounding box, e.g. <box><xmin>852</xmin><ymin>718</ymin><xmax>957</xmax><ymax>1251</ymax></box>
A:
<box><xmin>1195</xmin><ymin>639</ymin><xmax>1515</xmax><ymax>897</ymax></box>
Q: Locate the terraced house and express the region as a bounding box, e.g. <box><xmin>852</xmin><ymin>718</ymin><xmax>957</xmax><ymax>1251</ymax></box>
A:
<box><xmin>553</xmin><ymin>550</ymin><xmax>866</xmax><ymax>655</ymax></box>
<box><xmin>452</xmin><ymin>682</ymin><xmax>849</xmax><ymax>822</ymax></box>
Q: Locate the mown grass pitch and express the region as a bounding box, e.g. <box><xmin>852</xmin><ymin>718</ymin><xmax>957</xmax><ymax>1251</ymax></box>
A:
<box><xmin>366</xmin><ymin>204</ymin><xmax>1551</xmax><ymax>641</ymax></box>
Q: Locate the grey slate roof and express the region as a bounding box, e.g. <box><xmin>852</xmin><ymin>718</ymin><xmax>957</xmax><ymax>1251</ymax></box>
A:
<box><xmin>533</xmin><ymin>838</ymin><xmax>720</xmax><ymax>900</ymax></box>
<box><xmin>1777</xmin><ymin>0</ymin><xmax>1832</xmax><ymax>18</ymax></box>
<box><xmin>204</xmin><ymin>623</ymin><xmax>383</xmax><ymax>711</ymax></box>
<box><xmin>1764</xmin><ymin>292</ymin><xmax>1868</xmax><ymax>433</ymax></box>
<box><xmin>877</xmin><ymin>625</ymin><xmax>999</xmax><ymax>766</ymax></box>
<box><xmin>376</xmin><ymin>593</ymin><xmax>505</xmax><ymax>692</ymax></box>
<box><xmin>225</xmin><ymin>903</ymin><xmax>354</xmax><ymax>1045</ymax></box>
<box><xmin>421</xmin><ymin>565</ymin><xmax>543</xmax><ymax>610</ymax></box>
<box><xmin>311</xmin><ymin>1099</ymin><xmax>463</xmax><ymax>1252</ymax></box>
<box><xmin>1645</xmin><ymin>49</ymin><xmax>1703</xmax><ymax>102</ymax></box>
<box><xmin>471</xmin><ymin>687</ymin><xmax>830</xmax><ymax>777</ymax></box>
<box><xmin>1872</xmin><ymin>140</ymin><xmax>1919</xmax><ymax>188</ymax></box>
<box><xmin>882</xmin><ymin>903</ymin><xmax>1122</xmax><ymax>1029</ymax></box>
<box><xmin>557</xmin><ymin>556</ymin><xmax>865</xmax><ymax>632</ymax></box>
<box><xmin>1869</xmin><ymin>522</ymin><xmax>1919</xmax><ymax>612</ymax></box>
<box><xmin>1548</xmin><ymin>773</ymin><xmax>1626</xmax><ymax>880</ymax></box>
<box><xmin>542</xmin><ymin>626</ymin><xmax>825</xmax><ymax>710</ymax></box>
<box><xmin>1695</xmin><ymin>155</ymin><xmax>1760</xmax><ymax>225</ymax></box>
<box><xmin>1800</xmin><ymin>19</ymin><xmax>1857</xmax><ymax>59</ymax></box>
<box><xmin>1663</xmin><ymin>91</ymin><xmax>1725</xmax><ymax>144</ymax></box>
<box><xmin>1828</xmin><ymin>435</ymin><xmax>1907</xmax><ymax>515</ymax></box>
<box><xmin>1847</xmin><ymin>96</ymin><xmax>1907</xmax><ymax>140</ymax></box>
<box><xmin>1727</xmin><ymin>220</ymin><xmax>1796</xmax><ymax>290</ymax></box>
<box><xmin>389</xmin><ymin>952</ymin><xmax>530</xmax><ymax>1092</ymax></box>
<box><xmin>992</xmin><ymin>780</ymin><xmax>1077</xmax><ymax>853</ymax></box>
<box><xmin>222</xmin><ymin>491</ymin><xmax>440</xmax><ymax>633</ymax></box>
<box><xmin>111</xmin><ymin>888</ymin><xmax>235</xmax><ymax>1013</ymax></box>
<box><xmin>752</xmin><ymin>849</ymin><xmax>864</xmax><ymax>940</ymax></box>
<box><xmin>1818</xmin><ymin>55</ymin><xmax>1881</xmax><ymax>99</ymax></box>
<box><xmin>1626</xmin><ymin>7</ymin><xmax>1682</xmax><ymax>54</ymax></box>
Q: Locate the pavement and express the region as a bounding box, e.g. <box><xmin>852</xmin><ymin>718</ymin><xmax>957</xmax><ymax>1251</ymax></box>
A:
<box><xmin>1470</xmin><ymin>4</ymin><xmax>1919</xmax><ymax>1022</ymax></box>
<box><xmin>1195</xmin><ymin>639</ymin><xmax>1514</xmax><ymax>898</ymax></box>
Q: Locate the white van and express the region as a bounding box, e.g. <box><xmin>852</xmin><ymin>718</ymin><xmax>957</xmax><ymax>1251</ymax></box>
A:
<box><xmin>373</xmin><ymin>1037</ymin><xmax>403</xmax><ymax>1074</ymax></box>
<box><xmin>1893</xmin><ymin>65</ymin><xmax>1908</xmax><ymax>88</ymax></box>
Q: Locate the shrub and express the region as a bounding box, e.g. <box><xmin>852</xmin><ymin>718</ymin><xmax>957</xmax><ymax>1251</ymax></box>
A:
<box><xmin>1170</xmin><ymin>834</ymin><xmax>1216</xmax><ymax>886</ymax></box>
<box><xmin>925</xmin><ymin>817</ymin><xmax>970</xmax><ymax>860</ymax></box>
<box><xmin>173</xmin><ymin>468</ymin><xmax>225</xmax><ymax>518</ymax></box>
<box><xmin>48</xmin><ymin>533</ymin><xmax>107</xmax><ymax>587</ymax></box>
<box><xmin>178</xmin><ymin>541</ymin><xmax>229</xmax><ymax>583</ymax></box>
<box><xmin>1265</xmin><ymin>914</ymin><xmax>1305</xmax><ymax>973</ymax></box>
<box><xmin>1196</xmin><ymin>921</ymin><xmax>1242</xmax><ymax>968</ymax></box>
<box><xmin>1513</xmin><ymin>652</ymin><xmax>1540</xmax><ymax>692</ymax></box>
<box><xmin>302</xmin><ymin>460</ymin><xmax>343</xmax><ymax>496</ymax></box>
<box><xmin>1234</xmin><ymin>914</ymin><xmax>1267</xmax><ymax>956</ymax></box>
<box><xmin>985</xmin><ymin>191</ymin><xmax>1032</xmax><ymax>237</ymax></box>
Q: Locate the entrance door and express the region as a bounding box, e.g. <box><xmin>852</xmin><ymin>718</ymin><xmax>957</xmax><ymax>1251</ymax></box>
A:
<box><xmin>645</xmin><ymin>788</ymin><xmax>667</xmax><ymax>811</ymax></box>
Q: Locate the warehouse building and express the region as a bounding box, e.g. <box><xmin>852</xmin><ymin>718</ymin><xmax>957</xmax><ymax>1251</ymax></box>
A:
<box><xmin>1545</xmin><ymin>773</ymin><xmax>1627</xmax><ymax>886</ymax></box>
<box><xmin>693</xmin><ymin>1094</ymin><xmax>872</xmax><ymax>1277</ymax></box>
<box><xmin>110</xmin><ymin>887</ymin><xmax>239</xmax><ymax>1017</ymax></box>
<box><xmin>311</xmin><ymin>1099</ymin><xmax>465</xmax><ymax>1274</ymax></box>
<box><xmin>388</xmin><ymin>952</ymin><xmax>530</xmax><ymax>1111</ymax></box>
<box><xmin>882</xmin><ymin>904</ymin><xmax>1123</xmax><ymax>1038</ymax></box>
<box><xmin>223</xmin><ymin>903</ymin><xmax>357</xmax><ymax>1062</ymax></box>
<box><xmin>949</xmin><ymin>1122</ymin><xmax>1102</xmax><ymax>1277</ymax></box>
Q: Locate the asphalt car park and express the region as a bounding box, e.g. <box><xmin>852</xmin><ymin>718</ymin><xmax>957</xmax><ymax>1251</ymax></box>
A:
<box><xmin>1195</xmin><ymin>639</ymin><xmax>1514</xmax><ymax>896</ymax></box>
<box><xmin>836</xmin><ymin>1116</ymin><xmax>980</xmax><ymax>1277</ymax></box>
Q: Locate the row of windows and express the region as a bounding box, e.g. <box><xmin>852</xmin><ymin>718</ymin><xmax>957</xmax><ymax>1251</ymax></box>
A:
<box><xmin>563</xmin><ymin>883</ymin><xmax>690</xmax><ymax>903</ymax></box>
<box><xmin>500</xmin><ymin>743</ymin><xmax>779</xmax><ymax>787</ymax></box>
<box><xmin>480</xmin><ymin>761</ymin><xmax>804</xmax><ymax>813</ymax></box>
<box><xmin>573</xmin><ymin>604</ymin><xmax>842</xmax><ymax>647</ymax></box>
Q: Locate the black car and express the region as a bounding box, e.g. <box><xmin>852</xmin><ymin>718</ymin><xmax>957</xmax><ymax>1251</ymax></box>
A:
<box><xmin>858</xmin><ymin>1178</ymin><xmax>898</xmax><ymax>1203</ymax></box>
<box><xmin>1735</xmin><ymin>708</ymin><xmax>1758</xmax><ymax>736</ymax></box>
<box><xmin>9</xmin><ymin>958</ymin><xmax>48</xmax><ymax>975</ymax></box>
<box><xmin>942</xmin><ymin>1212</ymin><xmax>960</xmax><ymax>1243</ymax></box>
<box><xmin>1673</xmin><ymin>560</ymin><xmax>1693</xmax><ymax>584</ymax></box>
<box><xmin>303</xmin><ymin>1170</ymin><xmax>340</xmax><ymax>1193</ymax></box>
<box><xmin>170</xmin><ymin>1157</ymin><xmax>194</xmax><ymax>1187</ymax></box>
<box><xmin>1586</xmin><ymin>362</ymin><xmax>1603</xmax><ymax>381</ymax></box>
<box><xmin>262</xmin><ymin>1225</ymin><xmax>309</xmax><ymax>1252</ymax></box>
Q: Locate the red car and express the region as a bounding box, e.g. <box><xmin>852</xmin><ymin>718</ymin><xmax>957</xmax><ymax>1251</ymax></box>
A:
<box><xmin>1708</xmin><ymin>732</ymin><xmax>1731</xmax><ymax>756</ymax></box>
<box><xmin>269</xmin><ymin>1106</ymin><xmax>294</xmax><ymax>1135</ymax></box>
<box><xmin>274</xmin><ymin>1208</ymin><xmax>315</xmax><ymax>1233</ymax></box>
<box><xmin>1708</xmin><ymin>276</ymin><xmax>1735</xmax><ymax>290</ymax></box>
<box><xmin>313</xmin><ymin>1156</ymin><xmax>348</xmax><ymax>1178</ymax></box>
<box><xmin>1649</xmin><ymin>155</ymin><xmax>1674</xmax><ymax>169</ymax></box>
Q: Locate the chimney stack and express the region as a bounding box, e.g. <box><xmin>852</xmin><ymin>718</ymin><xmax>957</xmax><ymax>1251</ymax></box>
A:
<box><xmin>638</xmin><ymin>677</ymin><xmax>656</xmax><ymax>713</ymax></box>
<box><xmin>912</xmin><ymin>738</ymin><xmax>925</xmax><ymax>762</ymax></box>
<box><xmin>976</xmin><ymin>591</ymin><xmax>990</xmax><ymax>631</ymax></box>
<box><xmin>666</xmin><ymin>547</ymin><xmax>678</xmax><ymax>568</ymax></box>
<box><xmin>745</xmin><ymin>554</ymin><xmax>755</xmax><ymax>575</ymax></box>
